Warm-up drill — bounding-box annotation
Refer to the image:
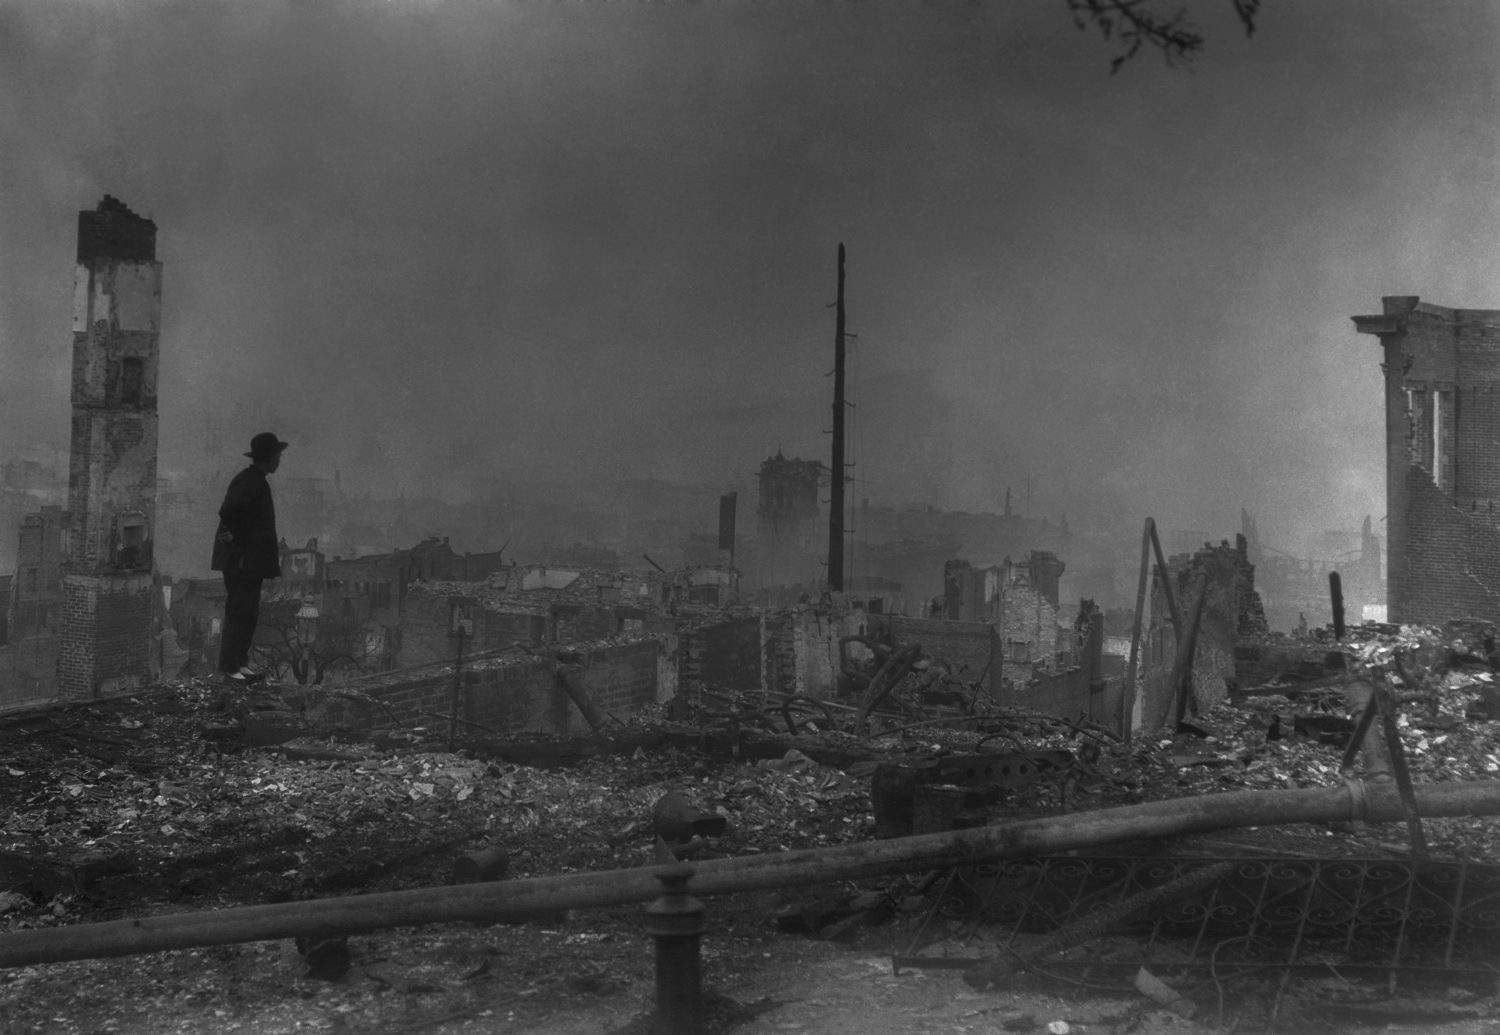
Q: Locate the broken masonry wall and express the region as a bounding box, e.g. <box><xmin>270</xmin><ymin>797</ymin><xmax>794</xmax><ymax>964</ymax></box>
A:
<box><xmin>1141</xmin><ymin>538</ymin><xmax>1261</xmax><ymax>729</ymax></box>
<box><xmin>396</xmin><ymin>586</ymin><xmax>552</xmax><ymax>669</ymax></box>
<box><xmin>787</xmin><ymin>605</ymin><xmax>868</xmax><ymax>698</ymax></box>
<box><xmin>678</xmin><ymin>614</ymin><xmax>761</xmax><ymax>692</ymax></box>
<box><xmin>0</xmin><ymin>634</ymin><xmax>60</xmax><ymax>711</ymax></box>
<box><xmin>762</xmin><ymin>610</ymin><xmax>796</xmax><ymax>696</ymax></box>
<box><xmin>67</xmin><ymin>411</ymin><xmax>159</xmax><ymax>572</ymax></box>
<box><xmin>759</xmin><ymin>604</ymin><xmax>869</xmax><ymax>699</ymax></box>
<box><xmin>1354</xmin><ymin>297</ymin><xmax>1500</xmax><ymax>626</ymax></box>
<box><xmin>1007</xmin><ymin>664</ymin><xmax>1091</xmax><ymax>718</ymax></box>
<box><xmin>58</xmin><ymin>572</ymin><xmax>155</xmax><ymax>700</ymax></box>
<box><xmin>655</xmin><ymin>637</ymin><xmax>679</xmax><ymax>703</ymax></box>
<box><xmin>11</xmin><ymin>506</ymin><xmax>68</xmax><ymax>637</ymax></box>
<box><xmin>997</xmin><ymin>556</ymin><xmax>1061</xmax><ymax>686</ymax></box>
<box><xmin>557</xmin><ymin>640</ymin><xmax>661</xmax><ymax>726</ymax></box>
<box><xmin>334</xmin><ymin>638</ymin><xmax>663</xmax><ymax>736</ymax></box>
<box><xmin>551</xmin><ymin>604</ymin><xmax>619</xmax><ymax>644</ymax></box>
<box><xmin>1399</xmin><ymin>466</ymin><xmax>1500</xmax><ymax>623</ymax></box>
<box><xmin>871</xmin><ymin>614</ymin><xmax>997</xmax><ymax>695</ymax></box>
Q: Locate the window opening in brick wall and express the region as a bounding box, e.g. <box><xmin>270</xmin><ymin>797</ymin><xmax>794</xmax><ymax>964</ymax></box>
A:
<box><xmin>114</xmin><ymin>512</ymin><xmax>147</xmax><ymax>570</ymax></box>
<box><xmin>1404</xmin><ymin>388</ymin><xmax>1419</xmax><ymax>463</ymax></box>
<box><xmin>120</xmin><ymin>357</ymin><xmax>143</xmax><ymax>406</ymax></box>
<box><xmin>1433</xmin><ymin>388</ymin><xmax>1445</xmax><ymax>488</ymax></box>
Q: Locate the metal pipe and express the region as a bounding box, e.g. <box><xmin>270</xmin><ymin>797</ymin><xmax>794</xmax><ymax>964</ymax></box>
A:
<box><xmin>5</xmin><ymin>780</ymin><xmax>1500</xmax><ymax>969</ymax></box>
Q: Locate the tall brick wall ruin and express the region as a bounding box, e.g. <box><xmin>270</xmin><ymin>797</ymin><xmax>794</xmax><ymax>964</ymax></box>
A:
<box><xmin>1355</xmin><ymin>297</ymin><xmax>1500</xmax><ymax>625</ymax></box>
<box><xmin>59</xmin><ymin>197</ymin><xmax>162</xmax><ymax>699</ymax></box>
<box><xmin>58</xmin><ymin>572</ymin><xmax>155</xmax><ymax>698</ymax></box>
<box><xmin>997</xmin><ymin>552</ymin><xmax>1063</xmax><ymax>685</ymax></box>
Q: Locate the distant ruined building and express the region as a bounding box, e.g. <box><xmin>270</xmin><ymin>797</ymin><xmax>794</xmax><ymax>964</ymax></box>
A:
<box><xmin>754</xmin><ymin>451</ymin><xmax>823</xmax><ymax>589</ymax></box>
<box><xmin>1355</xmin><ymin>297</ymin><xmax>1500</xmax><ymax>626</ymax></box>
<box><xmin>1241</xmin><ymin>509</ymin><xmax>1382</xmax><ymax>631</ymax></box>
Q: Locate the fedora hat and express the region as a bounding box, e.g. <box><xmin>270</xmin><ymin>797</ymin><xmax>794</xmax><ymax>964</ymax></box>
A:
<box><xmin>245</xmin><ymin>432</ymin><xmax>290</xmax><ymax>460</ymax></box>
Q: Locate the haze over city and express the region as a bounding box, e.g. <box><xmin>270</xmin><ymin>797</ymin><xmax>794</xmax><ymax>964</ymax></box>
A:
<box><xmin>2</xmin><ymin>0</ymin><xmax>1498</xmax><ymax>556</ymax></box>
<box><xmin>11</xmin><ymin>10</ymin><xmax>1500</xmax><ymax>1025</ymax></box>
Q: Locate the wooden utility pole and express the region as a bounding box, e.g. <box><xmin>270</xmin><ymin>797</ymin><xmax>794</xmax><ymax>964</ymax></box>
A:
<box><xmin>827</xmin><ymin>242</ymin><xmax>847</xmax><ymax>591</ymax></box>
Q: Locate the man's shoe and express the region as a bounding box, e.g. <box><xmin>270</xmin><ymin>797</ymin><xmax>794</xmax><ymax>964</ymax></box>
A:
<box><xmin>222</xmin><ymin>670</ymin><xmax>248</xmax><ymax>684</ymax></box>
<box><xmin>237</xmin><ymin>667</ymin><xmax>267</xmax><ymax>684</ymax></box>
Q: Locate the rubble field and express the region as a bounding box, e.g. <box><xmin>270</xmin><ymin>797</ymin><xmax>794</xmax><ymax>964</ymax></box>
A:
<box><xmin>2</xmin><ymin>623</ymin><xmax>1500</xmax><ymax>1034</ymax></box>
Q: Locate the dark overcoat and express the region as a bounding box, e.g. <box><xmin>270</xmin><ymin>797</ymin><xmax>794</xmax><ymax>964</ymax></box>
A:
<box><xmin>211</xmin><ymin>465</ymin><xmax>282</xmax><ymax>578</ymax></box>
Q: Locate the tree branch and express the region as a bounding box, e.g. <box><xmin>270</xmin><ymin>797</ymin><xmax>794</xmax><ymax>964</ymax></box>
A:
<box><xmin>1066</xmin><ymin>0</ymin><xmax>1258</xmax><ymax>71</ymax></box>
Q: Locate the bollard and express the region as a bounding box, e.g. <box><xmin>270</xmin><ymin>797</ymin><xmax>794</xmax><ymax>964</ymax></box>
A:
<box><xmin>643</xmin><ymin>864</ymin><xmax>705</xmax><ymax>1034</ymax></box>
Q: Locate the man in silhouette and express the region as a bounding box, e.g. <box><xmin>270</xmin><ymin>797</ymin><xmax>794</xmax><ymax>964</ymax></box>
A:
<box><xmin>212</xmin><ymin>432</ymin><xmax>287</xmax><ymax>682</ymax></box>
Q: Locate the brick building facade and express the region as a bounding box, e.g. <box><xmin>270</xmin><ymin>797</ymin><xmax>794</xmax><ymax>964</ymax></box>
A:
<box><xmin>1354</xmin><ymin>297</ymin><xmax>1500</xmax><ymax>625</ymax></box>
<box><xmin>60</xmin><ymin>197</ymin><xmax>163</xmax><ymax>698</ymax></box>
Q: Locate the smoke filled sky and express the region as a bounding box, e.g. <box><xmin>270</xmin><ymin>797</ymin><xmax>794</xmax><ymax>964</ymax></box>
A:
<box><xmin>2</xmin><ymin>1</ymin><xmax>1497</xmax><ymax>553</ymax></box>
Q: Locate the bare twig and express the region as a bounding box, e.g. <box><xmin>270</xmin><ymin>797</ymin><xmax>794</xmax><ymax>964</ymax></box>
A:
<box><xmin>1066</xmin><ymin>0</ymin><xmax>1259</xmax><ymax>72</ymax></box>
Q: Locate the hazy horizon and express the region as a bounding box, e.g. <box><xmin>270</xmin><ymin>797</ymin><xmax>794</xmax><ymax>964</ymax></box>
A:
<box><xmin>4</xmin><ymin>1</ymin><xmax>1497</xmax><ymax>560</ymax></box>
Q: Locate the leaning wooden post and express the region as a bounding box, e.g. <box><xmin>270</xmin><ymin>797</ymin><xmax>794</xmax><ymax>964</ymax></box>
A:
<box><xmin>1329</xmin><ymin>570</ymin><xmax>1346</xmax><ymax>641</ymax></box>
<box><xmin>1121</xmin><ymin>519</ymin><xmax>1154</xmax><ymax>742</ymax></box>
<box><xmin>558</xmin><ymin>663</ymin><xmax>608</xmax><ymax>732</ymax></box>
<box><xmin>1160</xmin><ymin>571</ymin><xmax>1208</xmax><ymax>731</ymax></box>
<box><xmin>1147</xmin><ymin>522</ymin><xmax>1183</xmax><ymax>638</ymax></box>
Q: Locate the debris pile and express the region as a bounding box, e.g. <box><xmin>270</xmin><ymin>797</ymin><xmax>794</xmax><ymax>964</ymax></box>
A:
<box><xmin>0</xmin><ymin>619</ymin><xmax>1498</xmax><ymax>1032</ymax></box>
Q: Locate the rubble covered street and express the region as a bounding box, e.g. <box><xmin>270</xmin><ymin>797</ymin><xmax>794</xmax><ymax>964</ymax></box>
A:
<box><xmin>3</xmin><ymin>623</ymin><xmax>1500</xmax><ymax>1034</ymax></box>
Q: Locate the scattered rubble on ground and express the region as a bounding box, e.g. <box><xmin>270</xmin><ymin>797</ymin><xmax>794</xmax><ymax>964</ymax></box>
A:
<box><xmin>1</xmin><ymin>622</ymin><xmax>1499</xmax><ymax>1032</ymax></box>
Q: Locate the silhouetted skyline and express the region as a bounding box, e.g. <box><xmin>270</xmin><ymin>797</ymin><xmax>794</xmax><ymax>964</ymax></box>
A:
<box><xmin>2</xmin><ymin>1</ymin><xmax>1497</xmax><ymax>555</ymax></box>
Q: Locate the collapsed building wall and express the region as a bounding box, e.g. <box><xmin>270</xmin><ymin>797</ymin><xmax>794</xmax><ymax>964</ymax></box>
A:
<box><xmin>1354</xmin><ymin>297</ymin><xmax>1500</xmax><ymax>625</ymax></box>
<box><xmin>763</xmin><ymin>604</ymin><xmax>869</xmax><ymax>698</ymax></box>
<box><xmin>1141</xmin><ymin>536</ymin><xmax>1265</xmax><ymax>728</ymax></box>
<box><xmin>997</xmin><ymin>551</ymin><xmax>1064</xmax><ymax>686</ymax></box>
<box><xmin>329</xmin><ymin>638</ymin><xmax>663</xmax><ymax>736</ymax></box>
<box><xmin>678</xmin><ymin>614</ymin><xmax>761</xmax><ymax>692</ymax></box>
